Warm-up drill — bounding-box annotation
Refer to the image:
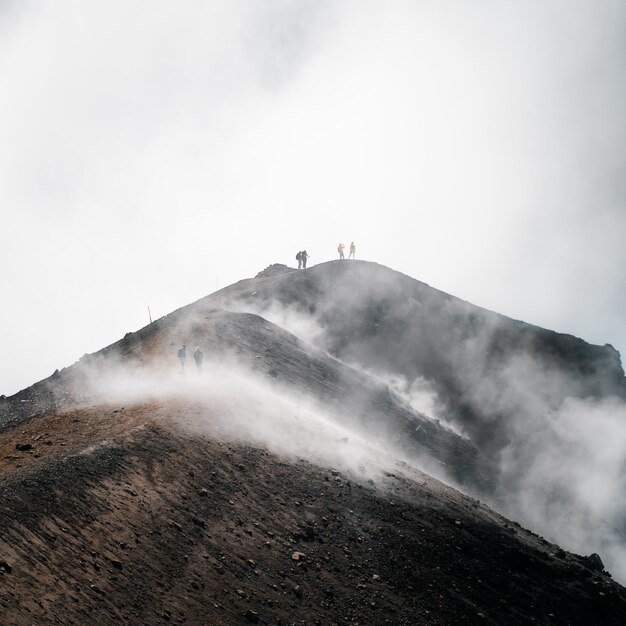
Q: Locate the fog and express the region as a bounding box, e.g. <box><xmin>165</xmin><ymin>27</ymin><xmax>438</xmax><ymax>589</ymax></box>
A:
<box><xmin>2</xmin><ymin>0</ymin><xmax>626</xmax><ymax>585</ymax></box>
<box><xmin>217</xmin><ymin>262</ymin><xmax>626</xmax><ymax>583</ymax></box>
<box><xmin>74</xmin><ymin>353</ymin><xmax>456</xmax><ymax>492</ymax></box>
<box><xmin>69</xmin><ymin>279</ymin><xmax>626</xmax><ymax>583</ymax></box>
<box><xmin>1</xmin><ymin>0</ymin><xmax>625</xmax><ymax>396</ymax></box>
<box><xmin>500</xmin><ymin>395</ymin><xmax>626</xmax><ymax>583</ymax></box>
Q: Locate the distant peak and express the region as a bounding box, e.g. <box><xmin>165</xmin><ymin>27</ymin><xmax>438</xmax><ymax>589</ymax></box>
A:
<box><xmin>255</xmin><ymin>263</ymin><xmax>296</xmax><ymax>279</ymax></box>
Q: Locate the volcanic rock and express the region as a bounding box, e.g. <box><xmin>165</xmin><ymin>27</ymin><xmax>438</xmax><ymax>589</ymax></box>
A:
<box><xmin>1</xmin><ymin>261</ymin><xmax>626</xmax><ymax>625</ymax></box>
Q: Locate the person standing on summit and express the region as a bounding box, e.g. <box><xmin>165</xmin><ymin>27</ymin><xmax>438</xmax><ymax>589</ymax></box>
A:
<box><xmin>296</xmin><ymin>251</ymin><xmax>303</xmax><ymax>269</ymax></box>
<box><xmin>349</xmin><ymin>242</ymin><xmax>356</xmax><ymax>259</ymax></box>
<box><xmin>301</xmin><ymin>250</ymin><xmax>309</xmax><ymax>269</ymax></box>
<box><xmin>338</xmin><ymin>243</ymin><xmax>345</xmax><ymax>259</ymax></box>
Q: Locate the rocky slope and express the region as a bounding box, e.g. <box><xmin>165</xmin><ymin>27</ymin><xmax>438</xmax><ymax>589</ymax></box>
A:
<box><xmin>0</xmin><ymin>309</ymin><xmax>493</xmax><ymax>492</ymax></box>
<box><xmin>1</xmin><ymin>261</ymin><xmax>626</xmax><ymax>625</ymax></box>
<box><xmin>1</xmin><ymin>400</ymin><xmax>625</xmax><ymax>626</ymax></box>
<box><xmin>204</xmin><ymin>260</ymin><xmax>626</xmax><ymax>453</ymax></box>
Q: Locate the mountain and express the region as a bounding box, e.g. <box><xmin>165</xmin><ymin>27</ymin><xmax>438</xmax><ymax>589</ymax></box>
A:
<box><xmin>0</xmin><ymin>308</ymin><xmax>493</xmax><ymax>492</ymax></box>
<box><xmin>1</xmin><ymin>260</ymin><xmax>625</xmax><ymax>625</ymax></box>
<box><xmin>206</xmin><ymin>260</ymin><xmax>626</xmax><ymax>453</ymax></box>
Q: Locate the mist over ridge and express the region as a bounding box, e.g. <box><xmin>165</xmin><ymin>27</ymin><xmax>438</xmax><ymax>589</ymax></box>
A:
<box><xmin>1</xmin><ymin>2</ymin><xmax>625</xmax><ymax>621</ymax></box>
<box><xmin>3</xmin><ymin>258</ymin><xmax>626</xmax><ymax>624</ymax></box>
<box><xmin>195</xmin><ymin>259</ymin><xmax>626</xmax><ymax>582</ymax></box>
<box><xmin>6</xmin><ymin>258</ymin><xmax>625</xmax><ymax>582</ymax></box>
<box><xmin>2</xmin><ymin>0</ymin><xmax>625</xmax><ymax>402</ymax></box>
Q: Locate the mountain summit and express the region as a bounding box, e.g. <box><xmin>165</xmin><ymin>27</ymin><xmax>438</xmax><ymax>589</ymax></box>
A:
<box><xmin>1</xmin><ymin>261</ymin><xmax>625</xmax><ymax>625</ymax></box>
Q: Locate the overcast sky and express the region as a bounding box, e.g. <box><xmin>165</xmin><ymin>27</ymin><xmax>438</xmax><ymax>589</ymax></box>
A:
<box><xmin>1</xmin><ymin>0</ymin><xmax>625</xmax><ymax>396</ymax></box>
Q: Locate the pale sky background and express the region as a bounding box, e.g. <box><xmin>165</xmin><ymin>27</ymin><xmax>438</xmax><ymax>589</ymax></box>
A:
<box><xmin>1</xmin><ymin>0</ymin><xmax>625</xmax><ymax>396</ymax></box>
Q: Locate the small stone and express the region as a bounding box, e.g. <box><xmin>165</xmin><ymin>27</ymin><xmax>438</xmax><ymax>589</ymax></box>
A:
<box><xmin>293</xmin><ymin>585</ymin><xmax>303</xmax><ymax>598</ymax></box>
<box><xmin>244</xmin><ymin>609</ymin><xmax>259</xmax><ymax>623</ymax></box>
<box><xmin>291</xmin><ymin>551</ymin><xmax>306</xmax><ymax>561</ymax></box>
<box><xmin>15</xmin><ymin>443</ymin><xmax>33</xmax><ymax>451</ymax></box>
<box><xmin>583</xmin><ymin>553</ymin><xmax>605</xmax><ymax>572</ymax></box>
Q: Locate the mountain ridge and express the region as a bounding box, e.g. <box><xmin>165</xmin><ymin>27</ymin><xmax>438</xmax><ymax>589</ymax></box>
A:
<box><xmin>201</xmin><ymin>260</ymin><xmax>626</xmax><ymax>452</ymax></box>
<box><xmin>2</xmin><ymin>260</ymin><xmax>626</xmax><ymax>625</ymax></box>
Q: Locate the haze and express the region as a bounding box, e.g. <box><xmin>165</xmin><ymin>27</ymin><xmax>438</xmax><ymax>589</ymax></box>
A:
<box><xmin>1</xmin><ymin>0</ymin><xmax>625</xmax><ymax>395</ymax></box>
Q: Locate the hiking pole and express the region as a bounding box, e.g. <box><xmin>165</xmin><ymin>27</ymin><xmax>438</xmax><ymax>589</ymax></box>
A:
<box><xmin>148</xmin><ymin>306</ymin><xmax>153</xmax><ymax>324</ymax></box>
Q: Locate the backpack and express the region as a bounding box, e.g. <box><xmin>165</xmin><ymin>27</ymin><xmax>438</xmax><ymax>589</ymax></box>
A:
<box><xmin>178</xmin><ymin>348</ymin><xmax>185</xmax><ymax>359</ymax></box>
<box><xmin>296</xmin><ymin>252</ymin><xmax>302</xmax><ymax>261</ymax></box>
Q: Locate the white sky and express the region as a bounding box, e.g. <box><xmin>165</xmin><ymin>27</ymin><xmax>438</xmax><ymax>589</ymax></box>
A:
<box><xmin>1</xmin><ymin>0</ymin><xmax>625</xmax><ymax>396</ymax></box>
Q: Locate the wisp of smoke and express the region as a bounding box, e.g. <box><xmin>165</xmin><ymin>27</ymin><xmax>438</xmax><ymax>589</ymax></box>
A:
<box><xmin>499</xmin><ymin>395</ymin><xmax>626</xmax><ymax>582</ymax></box>
<box><xmin>76</xmin><ymin>356</ymin><xmax>452</xmax><ymax>489</ymax></box>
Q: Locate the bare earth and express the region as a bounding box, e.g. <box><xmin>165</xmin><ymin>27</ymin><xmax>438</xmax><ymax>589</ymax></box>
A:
<box><xmin>2</xmin><ymin>261</ymin><xmax>626</xmax><ymax>625</ymax></box>
<box><xmin>1</xmin><ymin>399</ymin><xmax>625</xmax><ymax>626</ymax></box>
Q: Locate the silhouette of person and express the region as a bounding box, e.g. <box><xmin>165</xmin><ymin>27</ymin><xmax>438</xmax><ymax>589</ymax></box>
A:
<box><xmin>178</xmin><ymin>344</ymin><xmax>187</xmax><ymax>371</ymax></box>
<box><xmin>349</xmin><ymin>242</ymin><xmax>356</xmax><ymax>259</ymax></box>
<box><xmin>338</xmin><ymin>243</ymin><xmax>345</xmax><ymax>260</ymax></box>
<box><xmin>296</xmin><ymin>251</ymin><xmax>303</xmax><ymax>269</ymax></box>
<box><xmin>193</xmin><ymin>347</ymin><xmax>204</xmax><ymax>372</ymax></box>
<box><xmin>301</xmin><ymin>250</ymin><xmax>309</xmax><ymax>269</ymax></box>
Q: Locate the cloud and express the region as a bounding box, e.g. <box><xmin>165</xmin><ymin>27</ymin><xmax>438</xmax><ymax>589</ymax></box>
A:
<box><xmin>68</xmin><ymin>349</ymin><xmax>454</xmax><ymax>488</ymax></box>
<box><xmin>220</xmin><ymin>259</ymin><xmax>626</xmax><ymax>583</ymax></box>
<box><xmin>1</xmin><ymin>0</ymin><xmax>624</xmax><ymax>407</ymax></box>
<box><xmin>499</xmin><ymin>395</ymin><xmax>626</xmax><ymax>583</ymax></box>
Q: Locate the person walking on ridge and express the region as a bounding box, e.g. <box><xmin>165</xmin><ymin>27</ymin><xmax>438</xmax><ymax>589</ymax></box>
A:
<box><xmin>296</xmin><ymin>251</ymin><xmax>303</xmax><ymax>269</ymax></box>
<box><xmin>338</xmin><ymin>243</ymin><xmax>345</xmax><ymax>260</ymax></box>
<box><xmin>193</xmin><ymin>346</ymin><xmax>204</xmax><ymax>373</ymax></box>
<box><xmin>301</xmin><ymin>250</ymin><xmax>309</xmax><ymax>269</ymax></box>
<box><xmin>178</xmin><ymin>344</ymin><xmax>187</xmax><ymax>371</ymax></box>
<box><xmin>349</xmin><ymin>241</ymin><xmax>356</xmax><ymax>259</ymax></box>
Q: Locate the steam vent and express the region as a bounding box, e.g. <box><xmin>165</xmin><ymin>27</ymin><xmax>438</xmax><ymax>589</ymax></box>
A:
<box><xmin>2</xmin><ymin>261</ymin><xmax>626</xmax><ymax>625</ymax></box>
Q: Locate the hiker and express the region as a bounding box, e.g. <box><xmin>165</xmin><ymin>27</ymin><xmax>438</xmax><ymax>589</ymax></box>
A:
<box><xmin>349</xmin><ymin>241</ymin><xmax>356</xmax><ymax>259</ymax></box>
<box><xmin>178</xmin><ymin>344</ymin><xmax>187</xmax><ymax>371</ymax></box>
<box><xmin>338</xmin><ymin>243</ymin><xmax>345</xmax><ymax>260</ymax></box>
<box><xmin>301</xmin><ymin>250</ymin><xmax>309</xmax><ymax>269</ymax></box>
<box><xmin>193</xmin><ymin>347</ymin><xmax>204</xmax><ymax>372</ymax></box>
<box><xmin>296</xmin><ymin>250</ymin><xmax>303</xmax><ymax>269</ymax></box>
